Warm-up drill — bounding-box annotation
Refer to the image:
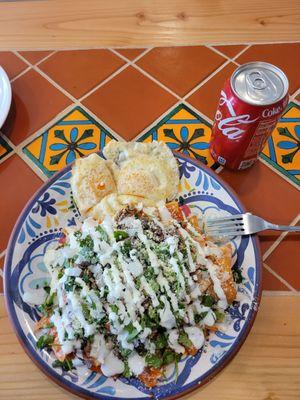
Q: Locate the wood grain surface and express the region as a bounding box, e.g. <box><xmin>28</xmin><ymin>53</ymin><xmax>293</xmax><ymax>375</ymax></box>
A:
<box><xmin>0</xmin><ymin>0</ymin><xmax>299</xmax><ymax>50</ymax></box>
<box><xmin>0</xmin><ymin>295</ymin><xmax>299</xmax><ymax>400</ymax></box>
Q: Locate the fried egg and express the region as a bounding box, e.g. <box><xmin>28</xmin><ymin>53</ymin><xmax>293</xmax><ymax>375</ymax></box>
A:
<box><xmin>103</xmin><ymin>140</ymin><xmax>179</xmax><ymax>202</ymax></box>
<box><xmin>71</xmin><ymin>153</ymin><xmax>116</xmax><ymax>216</ymax></box>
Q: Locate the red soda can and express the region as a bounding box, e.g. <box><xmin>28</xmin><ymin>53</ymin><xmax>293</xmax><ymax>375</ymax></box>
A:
<box><xmin>210</xmin><ymin>62</ymin><xmax>289</xmax><ymax>170</ymax></box>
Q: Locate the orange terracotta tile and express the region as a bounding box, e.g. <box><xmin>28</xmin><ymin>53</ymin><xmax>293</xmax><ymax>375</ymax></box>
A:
<box><xmin>187</xmin><ymin>62</ymin><xmax>237</xmax><ymax>119</ymax></box>
<box><xmin>39</xmin><ymin>50</ymin><xmax>125</xmax><ymax>98</ymax></box>
<box><xmin>115</xmin><ymin>48</ymin><xmax>146</xmax><ymax>61</ymax></box>
<box><xmin>0</xmin><ymin>155</ymin><xmax>42</xmax><ymax>252</ymax></box>
<box><xmin>136</xmin><ymin>46</ymin><xmax>226</xmax><ymax>97</ymax></box>
<box><xmin>219</xmin><ymin>161</ymin><xmax>299</xmax><ymax>224</ymax></box>
<box><xmin>213</xmin><ymin>45</ymin><xmax>247</xmax><ymax>59</ymax></box>
<box><xmin>265</xmin><ymin>227</ymin><xmax>300</xmax><ymax>290</ymax></box>
<box><xmin>0</xmin><ymin>277</ymin><xmax>3</xmax><ymax>293</ymax></box>
<box><xmin>0</xmin><ymin>52</ymin><xmax>27</xmax><ymax>79</ymax></box>
<box><xmin>262</xmin><ymin>266</ymin><xmax>291</xmax><ymax>291</ymax></box>
<box><xmin>0</xmin><ymin>256</ymin><xmax>3</xmax><ymax>271</ymax></box>
<box><xmin>19</xmin><ymin>51</ymin><xmax>53</xmax><ymax>65</ymax></box>
<box><xmin>6</xmin><ymin>70</ymin><xmax>71</xmax><ymax>145</ymax></box>
<box><xmin>236</xmin><ymin>44</ymin><xmax>300</xmax><ymax>93</ymax></box>
<box><xmin>259</xmin><ymin>232</ymin><xmax>282</xmax><ymax>256</ymax></box>
<box><xmin>83</xmin><ymin>66</ymin><xmax>177</xmax><ymax>140</ymax></box>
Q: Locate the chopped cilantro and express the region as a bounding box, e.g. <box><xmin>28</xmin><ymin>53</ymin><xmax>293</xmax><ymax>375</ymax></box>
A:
<box><xmin>82</xmin><ymin>270</ymin><xmax>90</xmax><ymax>284</ymax></box>
<box><xmin>163</xmin><ymin>349</ymin><xmax>180</xmax><ymax>365</ymax></box>
<box><xmin>155</xmin><ymin>333</ymin><xmax>168</xmax><ymax>350</ymax></box>
<box><xmin>114</xmin><ymin>230</ymin><xmax>129</xmax><ymax>241</ymax></box>
<box><xmin>195</xmin><ymin>311</ymin><xmax>208</xmax><ymax>323</ymax></box>
<box><xmin>109</xmin><ymin>304</ymin><xmax>119</xmax><ymax>313</ymax></box>
<box><xmin>214</xmin><ymin>310</ymin><xmax>225</xmax><ymax>322</ymax></box>
<box><xmin>232</xmin><ymin>266</ymin><xmax>244</xmax><ymax>284</ymax></box>
<box><xmin>95</xmin><ymin>225</ymin><xmax>109</xmax><ymax>242</ymax></box>
<box><xmin>145</xmin><ymin>353</ymin><xmax>163</xmax><ymax>369</ymax></box>
<box><xmin>81</xmin><ymin>301</ymin><xmax>93</xmax><ymax>323</ymax></box>
<box><xmin>202</xmin><ymin>295</ymin><xmax>215</xmax><ymax>307</ymax></box>
<box><xmin>120</xmin><ymin>239</ymin><xmax>132</xmax><ymax>257</ymax></box>
<box><xmin>52</xmin><ymin>359</ymin><xmax>73</xmax><ymax>371</ymax></box>
<box><xmin>178</xmin><ymin>331</ymin><xmax>193</xmax><ymax>349</ymax></box>
<box><xmin>36</xmin><ymin>334</ymin><xmax>54</xmax><ymax>350</ymax></box>
<box><xmin>43</xmin><ymin>285</ymin><xmax>50</xmax><ymax>294</ymax></box>
<box><xmin>124</xmin><ymin>322</ymin><xmax>139</xmax><ymax>342</ymax></box>
<box><xmin>120</xmin><ymin>347</ymin><xmax>132</xmax><ymax>358</ymax></box>
<box><xmin>123</xmin><ymin>361</ymin><xmax>132</xmax><ymax>378</ymax></box>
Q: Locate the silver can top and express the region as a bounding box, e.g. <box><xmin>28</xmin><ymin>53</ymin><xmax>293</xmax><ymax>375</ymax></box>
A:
<box><xmin>231</xmin><ymin>61</ymin><xmax>289</xmax><ymax>106</ymax></box>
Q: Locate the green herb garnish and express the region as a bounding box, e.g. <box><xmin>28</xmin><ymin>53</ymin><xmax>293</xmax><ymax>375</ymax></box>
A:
<box><xmin>178</xmin><ymin>331</ymin><xmax>193</xmax><ymax>348</ymax></box>
<box><xmin>202</xmin><ymin>295</ymin><xmax>215</xmax><ymax>307</ymax></box>
<box><xmin>36</xmin><ymin>334</ymin><xmax>54</xmax><ymax>350</ymax></box>
<box><xmin>52</xmin><ymin>359</ymin><xmax>73</xmax><ymax>371</ymax></box>
<box><xmin>114</xmin><ymin>230</ymin><xmax>129</xmax><ymax>241</ymax></box>
<box><xmin>145</xmin><ymin>353</ymin><xmax>163</xmax><ymax>369</ymax></box>
<box><xmin>95</xmin><ymin>225</ymin><xmax>109</xmax><ymax>242</ymax></box>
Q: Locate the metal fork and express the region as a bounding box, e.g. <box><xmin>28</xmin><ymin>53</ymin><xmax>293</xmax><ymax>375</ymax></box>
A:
<box><xmin>205</xmin><ymin>213</ymin><xmax>300</xmax><ymax>237</ymax></box>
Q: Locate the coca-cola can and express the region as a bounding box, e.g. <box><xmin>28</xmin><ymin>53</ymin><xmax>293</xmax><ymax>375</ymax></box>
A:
<box><xmin>210</xmin><ymin>61</ymin><xmax>289</xmax><ymax>170</ymax></box>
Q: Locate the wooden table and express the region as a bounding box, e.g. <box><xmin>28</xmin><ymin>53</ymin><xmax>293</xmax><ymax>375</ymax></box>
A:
<box><xmin>0</xmin><ymin>1</ymin><xmax>300</xmax><ymax>399</ymax></box>
<box><xmin>0</xmin><ymin>0</ymin><xmax>299</xmax><ymax>49</ymax></box>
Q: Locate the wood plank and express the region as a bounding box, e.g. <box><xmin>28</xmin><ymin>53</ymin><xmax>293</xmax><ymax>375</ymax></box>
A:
<box><xmin>0</xmin><ymin>295</ymin><xmax>299</xmax><ymax>399</ymax></box>
<box><xmin>0</xmin><ymin>0</ymin><xmax>299</xmax><ymax>50</ymax></box>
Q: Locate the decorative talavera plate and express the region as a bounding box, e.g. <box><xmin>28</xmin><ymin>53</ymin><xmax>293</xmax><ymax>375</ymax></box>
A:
<box><xmin>4</xmin><ymin>152</ymin><xmax>262</xmax><ymax>400</ymax></box>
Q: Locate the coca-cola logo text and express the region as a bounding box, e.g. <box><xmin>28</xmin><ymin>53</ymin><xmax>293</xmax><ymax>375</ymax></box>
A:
<box><xmin>262</xmin><ymin>106</ymin><xmax>282</xmax><ymax>118</ymax></box>
<box><xmin>216</xmin><ymin>91</ymin><xmax>258</xmax><ymax>140</ymax></box>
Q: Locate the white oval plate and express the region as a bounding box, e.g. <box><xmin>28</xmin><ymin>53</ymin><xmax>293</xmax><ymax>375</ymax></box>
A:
<box><xmin>0</xmin><ymin>66</ymin><xmax>11</xmax><ymax>127</ymax></box>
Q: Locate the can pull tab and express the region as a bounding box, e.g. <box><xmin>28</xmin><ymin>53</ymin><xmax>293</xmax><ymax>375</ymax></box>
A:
<box><xmin>246</xmin><ymin>71</ymin><xmax>267</xmax><ymax>90</ymax></box>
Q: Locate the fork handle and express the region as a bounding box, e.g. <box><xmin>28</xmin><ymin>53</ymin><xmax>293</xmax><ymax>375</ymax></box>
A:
<box><xmin>266</xmin><ymin>223</ymin><xmax>300</xmax><ymax>232</ymax></box>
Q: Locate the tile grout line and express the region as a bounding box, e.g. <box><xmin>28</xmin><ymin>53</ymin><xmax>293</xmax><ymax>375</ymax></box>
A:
<box><xmin>131</xmin><ymin>63</ymin><xmax>182</xmax><ymax>101</ymax></box>
<box><xmin>259</xmin><ymin>156</ymin><xmax>300</xmax><ymax>191</ymax></box>
<box><xmin>79</xmin><ymin>62</ymin><xmax>131</xmax><ymax>102</ymax></box>
<box><xmin>0</xmin><ymin>150</ymin><xmax>14</xmax><ymax>164</ymax></box>
<box><xmin>182</xmin><ymin>100</ymin><xmax>213</xmax><ymax>124</ymax></box>
<box><xmin>263</xmin><ymin>262</ymin><xmax>297</xmax><ymax>292</ymax></box>
<box><xmin>262</xmin><ymin>290</ymin><xmax>300</xmax><ymax>296</ymax></box>
<box><xmin>10</xmin><ymin>52</ymin><xmax>57</xmax><ymax>83</ymax></box>
<box><xmin>182</xmin><ymin>60</ymin><xmax>231</xmax><ymax>101</ymax></box>
<box><xmin>133</xmin><ymin>99</ymin><xmax>183</xmax><ymax>141</ymax></box>
<box><xmin>10</xmin><ymin>66</ymin><xmax>32</xmax><ymax>83</ymax></box>
<box><xmin>16</xmin><ymin>149</ymin><xmax>48</xmax><ymax>182</ymax></box>
<box><xmin>230</xmin><ymin>44</ymin><xmax>252</xmax><ymax>61</ymax></box>
<box><xmin>14</xmin><ymin>51</ymin><xmax>78</xmax><ymax>103</ymax></box>
<box><xmin>35</xmin><ymin>50</ymin><xmax>57</xmax><ymax>66</ymax></box>
<box><xmin>290</xmin><ymin>87</ymin><xmax>300</xmax><ymax>99</ymax></box>
<box><xmin>0</xmin><ymin>131</ymin><xmax>17</xmax><ymax>165</ymax></box>
<box><xmin>75</xmin><ymin>102</ymin><xmax>125</xmax><ymax>142</ymax></box>
<box><xmin>181</xmin><ymin>44</ymin><xmax>251</xmax><ymax>103</ymax></box>
<box><xmin>109</xmin><ymin>47</ymin><xmax>153</xmax><ymax>64</ymax></box>
<box><xmin>205</xmin><ymin>45</ymin><xmax>232</xmax><ymax>62</ymax></box>
<box><xmin>110</xmin><ymin>47</ymin><xmax>184</xmax><ymax>102</ymax></box>
<box><xmin>262</xmin><ymin>214</ymin><xmax>300</xmax><ymax>261</ymax></box>
<box><xmin>291</xmin><ymin>97</ymin><xmax>300</xmax><ymax>105</ymax></box>
<box><xmin>16</xmin><ymin>103</ymin><xmax>78</xmax><ymax>149</ymax></box>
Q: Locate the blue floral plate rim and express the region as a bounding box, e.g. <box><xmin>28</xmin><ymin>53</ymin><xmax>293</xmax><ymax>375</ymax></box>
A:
<box><xmin>4</xmin><ymin>151</ymin><xmax>262</xmax><ymax>400</ymax></box>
